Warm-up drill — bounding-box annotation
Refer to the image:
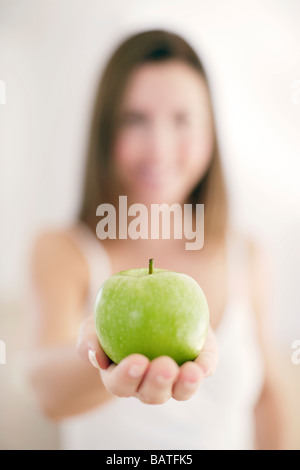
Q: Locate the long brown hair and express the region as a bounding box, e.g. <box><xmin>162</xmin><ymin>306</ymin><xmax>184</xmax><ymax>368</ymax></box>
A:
<box><xmin>78</xmin><ymin>29</ymin><xmax>228</xmax><ymax>240</ymax></box>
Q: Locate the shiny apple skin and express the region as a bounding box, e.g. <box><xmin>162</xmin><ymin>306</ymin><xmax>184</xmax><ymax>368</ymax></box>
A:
<box><xmin>94</xmin><ymin>268</ymin><xmax>209</xmax><ymax>366</ymax></box>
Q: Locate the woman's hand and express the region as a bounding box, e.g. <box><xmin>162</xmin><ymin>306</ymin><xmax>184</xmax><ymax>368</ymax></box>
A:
<box><xmin>77</xmin><ymin>314</ymin><xmax>218</xmax><ymax>405</ymax></box>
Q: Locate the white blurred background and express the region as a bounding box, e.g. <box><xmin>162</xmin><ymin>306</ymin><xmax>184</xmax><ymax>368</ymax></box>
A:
<box><xmin>0</xmin><ymin>0</ymin><xmax>299</xmax><ymax>449</ymax></box>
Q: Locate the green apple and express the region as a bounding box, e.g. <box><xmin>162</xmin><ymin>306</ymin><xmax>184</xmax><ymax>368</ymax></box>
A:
<box><xmin>94</xmin><ymin>259</ymin><xmax>209</xmax><ymax>366</ymax></box>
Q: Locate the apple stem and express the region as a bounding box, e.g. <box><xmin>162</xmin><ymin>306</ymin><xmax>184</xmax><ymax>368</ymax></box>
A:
<box><xmin>149</xmin><ymin>258</ymin><xmax>154</xmax><ymax>274</ymax></box>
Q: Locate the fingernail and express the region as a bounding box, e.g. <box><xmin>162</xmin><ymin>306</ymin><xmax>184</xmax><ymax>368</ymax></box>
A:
<box><xmin>182</xmin><ymin>380</ymin><xmax>198</xmax><ymax>389</ymax></box>
<box><xmin>201</xmin><ymin>367</ymin><xmax>214</xmax><ymax>378</ymax></box>
<box><xmin>156</xmin><ymin>374</ymin><xmax>173</xmax><ymax>384</ymax></box>
<box><xmin>205</xmin><ymin>369</ymin><xmax>214</xmax><ymax>377</ymax></box>
<box><xmin>128</xmin><ymin>364</ymin><xmax>146</xmax><ymax>379</ymax></box>
<box><xmin>88</xmin><ymin>349</ymin><xmax>101</xmax><ymax>370</ymax></box>
<box><xmin>181</xmin><ymin>374</ymin><xmax>200</xmax><ymax>388</ymax></box>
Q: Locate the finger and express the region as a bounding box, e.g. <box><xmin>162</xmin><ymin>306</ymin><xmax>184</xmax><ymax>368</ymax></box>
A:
<box><xmin>100</xmin><ymin>354</ymin><xmax>150</xmax><ymax>398</ymax></box>
<box><xmin>172</xmin><ymin>361</ymin><xmax>203</xmax><ymax>401</ymax></box>
<box><xmin>135</xmin><ymin>356</ymin><xmax>179</xmax><ymax>405</ymax></box>
<box><xmin>76</xmin><ymin>315</ymin><xmax>110</xmax><ymax>370</ymax></box>
<box><xmin>194</xmin><ymin>326</ymin><xmax>218</xmax><ymax>377</ymax></box>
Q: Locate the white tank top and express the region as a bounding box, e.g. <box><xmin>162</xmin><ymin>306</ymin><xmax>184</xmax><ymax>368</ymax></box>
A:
<box><xmin>59</xmin><ymin>222</ymin><xmax>265</xmax><ymax>450</ymax></box>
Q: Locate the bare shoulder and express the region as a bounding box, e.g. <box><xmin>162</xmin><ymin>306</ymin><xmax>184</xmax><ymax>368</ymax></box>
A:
<box><xmin>231</xmin><ymin>228</ymin><xmax>273</xmax><ymax>320</ymax></box>
<box><xmin>31</xmin><ymin>225</ymin><xmax>89</xmax><ymax>288</ymax></box>
<box><xmin>29</xmin><ymin>226</ymin><xmax>90</xmax><ymax>343</ymax></box>
<box><xmin>241</xmin><ymin>232</ymin><xmax>272</xmax><ymax>278</ymax></box>
<box><xmin>229</xmin><ymin>226</ymin><xmax>271</xmax><ymax>267</ymax></box>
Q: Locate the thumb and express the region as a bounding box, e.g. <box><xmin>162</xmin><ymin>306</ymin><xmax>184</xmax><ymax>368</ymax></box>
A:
<box><xmin>76</xmin><ymin>314</ymin><xmax>110</xmax><ymax>370</ymax></box>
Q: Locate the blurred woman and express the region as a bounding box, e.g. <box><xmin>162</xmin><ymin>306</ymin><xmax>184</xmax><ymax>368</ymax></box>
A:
<box><xmin>29</xmin><ymin>29</ymin><xmax>287</xmax><ymax>450</ymax></box>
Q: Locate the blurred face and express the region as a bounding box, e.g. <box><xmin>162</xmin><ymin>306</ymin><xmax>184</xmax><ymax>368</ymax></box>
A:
<box><xmin>112</xmin><ymin>60</ymin><xmax>214</xmax><ymax>206</ymax></box>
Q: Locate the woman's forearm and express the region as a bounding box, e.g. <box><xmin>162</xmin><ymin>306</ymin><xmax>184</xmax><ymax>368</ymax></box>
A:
<box><xmin>27</xmin><ymin>344</ymin><xmax>114</xmax><ymax>421</ymax></box>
